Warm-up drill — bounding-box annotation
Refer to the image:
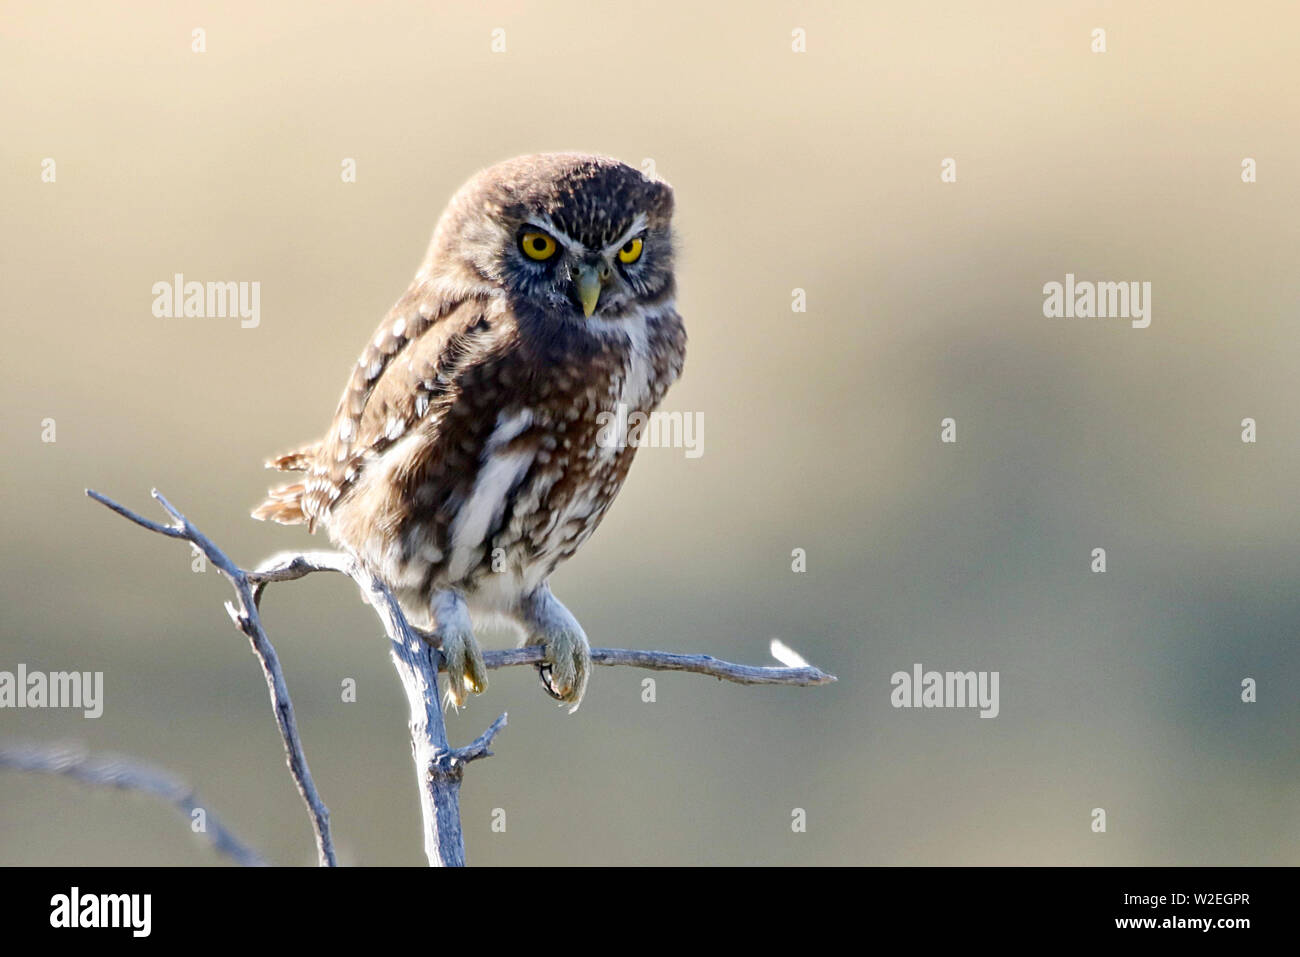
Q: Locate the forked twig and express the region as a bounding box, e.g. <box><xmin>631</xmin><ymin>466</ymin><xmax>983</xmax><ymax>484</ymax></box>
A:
<box><xmin>86</xmin><ymin>489</ymin><xmax>338</xmax><ymax>866</ymax></box>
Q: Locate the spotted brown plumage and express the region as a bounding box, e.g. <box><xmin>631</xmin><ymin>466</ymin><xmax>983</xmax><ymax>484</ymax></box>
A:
<box><xmin>254</xmin><ymin>154</ymin><xmax>686</xmax><ymax>709</ymax></box>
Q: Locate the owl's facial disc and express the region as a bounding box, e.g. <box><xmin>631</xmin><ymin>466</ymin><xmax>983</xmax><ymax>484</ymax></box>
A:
<box><xmin>441</xmin><ymin>154</ymin><xmax>674</xmax><ymax>325</ymax></box>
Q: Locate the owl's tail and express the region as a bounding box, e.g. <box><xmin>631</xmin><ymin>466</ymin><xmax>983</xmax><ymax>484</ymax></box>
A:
<box><xmin>250</xmin><ymin>444</ymin><xmax>318</xmax><ymax>525</ymax></box>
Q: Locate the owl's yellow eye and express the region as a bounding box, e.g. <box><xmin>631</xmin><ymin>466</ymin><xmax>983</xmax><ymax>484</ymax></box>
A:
<box><xmin>520</xmin><ymin>231</ymin><xmax>557</xmax><ymax>261</ymax></box>
<box><xmin>617</xmin><ymin>237</ymin><xmax>644</xmax><ymax>264</ymax></box>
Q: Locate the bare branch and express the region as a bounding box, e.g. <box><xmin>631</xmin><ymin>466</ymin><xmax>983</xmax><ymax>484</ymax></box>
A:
<box><xmin>90</xmin><ymin>492</ymin><xmax>497</xmax><ymax>867</ymax></box>
<box><xmin>248</xmin><ymin>553</ymin><xmax>835</xmax><ymax>685</ymax></box>
<box><xmin>334</xmin><ymin>553</ymin><xmax>489</xmax><ymax>865</ymax></box>
<box><xmin>88</xmin><ymin>488</ymin><xmax>835</xmax><ymax>867</ymax></box>
<box><xmin>85</xmin><ymin>488</ymin><xmax>186</xmax><ymax>540</ymax></box>
<box><xmin>244</xmin><ymin>551</ymin><xmax>836</xmax><ymax>686</ymax></box>
<box><xmin>449</xmin><ymin>712</ymin><xmax>508</xmax><ymax>764</ymax></box>
<box><xmin>0</xmin><ymin>741</ymin><xmax>268</xmax><ymax>867</ymax></box>
<box><xmin>247</xmin><ymin>550</ymin><xmax>350</xmax><ymax>607</ymax></box>
<box><xmin>86</xmin><ymin>489</ymin><xmax>338</xmax><ymax>867</ymax></box>
<box><xmin>481</xmin><ymin>646</ymin><xmax>836</xmax><ymax>686</ymax></box>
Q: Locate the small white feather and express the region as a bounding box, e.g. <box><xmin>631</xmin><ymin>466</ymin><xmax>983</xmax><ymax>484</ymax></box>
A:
<box><xmin>769</xmin><ymin>639</ymin><xmax>809</xmax><ymax>669</ymax></box>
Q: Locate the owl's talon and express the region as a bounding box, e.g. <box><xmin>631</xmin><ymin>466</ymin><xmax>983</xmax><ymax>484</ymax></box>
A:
<box><xmin>535</xmin><ymin>663</ymin><xmax>566</xmax><ymax>701</ymax></box>
<box><xmin>439</xmin><ymin>629</ymin><xmax>488</xmax><ymax>709</ymax></box>
<box><xmin>422</xmin><ymin>592</ymin><xmax>486</xmax><ymax>709</ymax></box>
<box><xmin>526</xmin><ymin>626</ymin><xmax>590</xmax><ymax>710</ymax></box>
<box><xmin>518</xmin><ymin>587</ymin><xmax>591</xmax><ymax>710</ymax></box>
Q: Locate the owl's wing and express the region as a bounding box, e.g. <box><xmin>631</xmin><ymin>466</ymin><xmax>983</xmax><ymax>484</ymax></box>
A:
<box><xmin>254</xmin><ymin>289</ymin><xmax>505</xmax><ymax>528</ymax></box>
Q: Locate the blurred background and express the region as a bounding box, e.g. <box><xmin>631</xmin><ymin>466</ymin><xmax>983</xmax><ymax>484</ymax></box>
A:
<box><xmin>2</xmin><ymin>1</ymin><xmax>1297</xmax><ymax>865</ymax></box>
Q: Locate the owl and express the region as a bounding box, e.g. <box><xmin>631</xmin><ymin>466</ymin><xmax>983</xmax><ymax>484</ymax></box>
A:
<box><xmin>253</xmin><ymin>153</ymin><xmax>686</xmax><ymax>710</ymax></box>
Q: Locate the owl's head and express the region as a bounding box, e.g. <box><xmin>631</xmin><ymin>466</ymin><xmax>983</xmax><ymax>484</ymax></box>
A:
<box><xmin>428</xmin><ymin>153</ymin><xmax>676</xmax><ymax>323</ymax></box>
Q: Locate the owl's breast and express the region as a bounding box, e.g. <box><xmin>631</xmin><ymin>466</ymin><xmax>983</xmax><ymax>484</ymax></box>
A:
<box><xmin>454</xmin><ymin>360</ymin><xmax>652</xmax><ymax>609</ymax></box>
<box><xmin>333</xmin><ymin>304</ymin><xmax>684</xmax><ymax>615</ymax></box>
<box><xmin>451</xmin><ymin>309</ymin><xmax>683</xmax><ymax>608</ymax></box>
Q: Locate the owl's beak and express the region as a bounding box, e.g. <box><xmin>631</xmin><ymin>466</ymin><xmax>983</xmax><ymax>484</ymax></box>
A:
<box><xmin>574</xmin><ymin>263</ymin><xmax>606</xmax><ymax>318</ymax></box>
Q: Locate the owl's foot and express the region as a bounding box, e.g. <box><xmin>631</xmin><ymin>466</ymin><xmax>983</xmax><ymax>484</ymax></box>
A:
<box><xmin>440</xmin><ymin>629</ymin><xmax>488</xmax><ymax>710</ymax></box>
<box><xmin>532</xmin><ymin>627</ymin><xmax>590</xmax><ymax>709</ymax></box>
<box><xmin>519</xmin><ymin>587</ymin><xmax>591</xmax><ymax>712</ymax></box>
<box><xmin>427</xmin><ymin>591</ymin><xmax>487</xmax><ymax>709</ymax></box>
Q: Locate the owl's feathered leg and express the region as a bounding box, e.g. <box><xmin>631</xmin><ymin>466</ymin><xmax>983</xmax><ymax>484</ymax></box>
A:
<box><xmin>427</xmin><ymin>590</ymin><xmax>487</xmax><ymax>710</ymax></box>
<box><xmin>516</xmin><ymin>585</ymin><xmax>591</xmax><ymax>713</ymax></box>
